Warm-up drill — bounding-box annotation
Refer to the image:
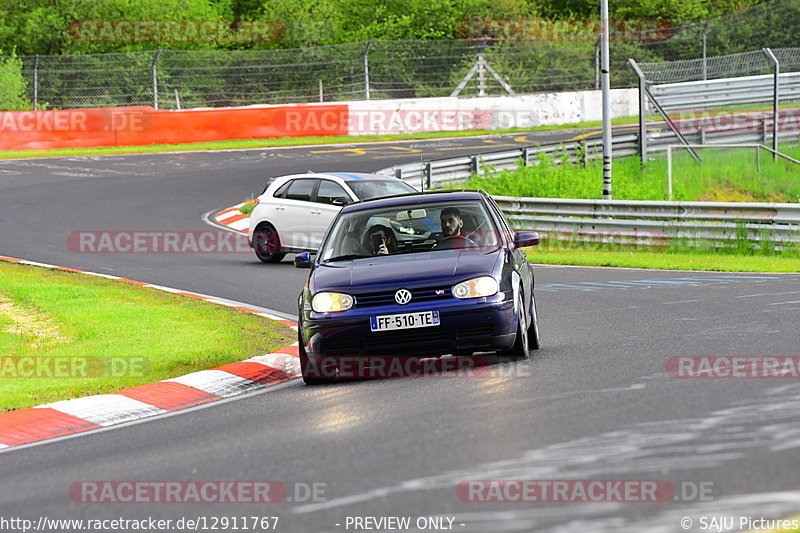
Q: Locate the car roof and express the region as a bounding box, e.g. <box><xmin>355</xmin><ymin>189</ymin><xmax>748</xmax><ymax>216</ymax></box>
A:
<box><xmin>316</xmin><ymin>172</ymin><xmax>400</xmax><ymax>182</ymax></box>
<box><xmin>339</xmin><ymin>190</ymin><xmax>487</xmax><ymax>213</ymax></box>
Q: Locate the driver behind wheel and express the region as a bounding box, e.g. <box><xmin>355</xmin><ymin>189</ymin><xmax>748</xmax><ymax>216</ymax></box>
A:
<box><xmin>435</xmin><ymin>207</ymin><xmax>475</xmax><ymax>249</ymax></box>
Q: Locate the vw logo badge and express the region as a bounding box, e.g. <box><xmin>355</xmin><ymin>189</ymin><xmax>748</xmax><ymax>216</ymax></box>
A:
<box><xmin>395</xmin><ymin>289</ymin><xmax>412</xmax><ymax>305</ymax></box>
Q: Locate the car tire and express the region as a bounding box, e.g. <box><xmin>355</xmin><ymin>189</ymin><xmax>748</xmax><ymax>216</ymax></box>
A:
<box><xmin>298</xmin><ymin>331</ymin><xmax>336</xmax><ymax>385</ymax></box>
<box><xmin>253</xmin><ymin>223</ymin><xmax>286</xmax><ymax>263</ymax></box>
<box><xmin>528</xmin><ymin>292</ymin><xmax>541</xmax><ymax>351</ymax></box>
<box><xmin>503</xmin><ymin>290</ymin><xmax>530</xmax><ymax>360</ymax></box>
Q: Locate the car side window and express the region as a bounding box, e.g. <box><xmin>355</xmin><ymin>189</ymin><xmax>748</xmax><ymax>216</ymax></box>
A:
<box><xmin>273</xmin><ymin>181</ymin><xmax>291</xmax><ymax>198</ymax></box>
<box><xmin>285</xmin><ymin>179</ymin><xmax>316</xmax><ymax>202</ymax></box>
<box><xmin>315</xmin><ymin>180</ymin><xmax>350</xmax><ymax>205</ymax></box>
<box><xmin>486</xmin><ymin>198</ymin><xmax>514</xmax><ymax>242</ymax></box>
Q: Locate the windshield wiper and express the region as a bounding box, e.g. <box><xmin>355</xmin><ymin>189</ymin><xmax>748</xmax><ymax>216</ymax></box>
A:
<box><xmin>324</xmin><ymin>254</ymin><xmax>372</xmax><ymax>263</ymax></box>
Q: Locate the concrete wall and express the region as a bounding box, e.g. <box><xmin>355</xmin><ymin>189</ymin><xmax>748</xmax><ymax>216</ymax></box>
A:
<box><xmin>345</xmin><ymin>88</ymin><xmax>639</xmax><ymax>134</ymax></box>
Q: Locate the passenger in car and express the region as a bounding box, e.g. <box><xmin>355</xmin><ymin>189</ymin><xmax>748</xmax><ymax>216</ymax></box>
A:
<box><xmin>363</xmin><ymin>224</ymin><xmax>398</xmax><ymax>255</ymax></box>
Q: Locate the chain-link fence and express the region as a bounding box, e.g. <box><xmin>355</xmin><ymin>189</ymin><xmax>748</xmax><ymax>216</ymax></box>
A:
<box><xmin>1</xmin><ymin>0</ymin><xmax>800</xmax><ymax>110</ymax></box>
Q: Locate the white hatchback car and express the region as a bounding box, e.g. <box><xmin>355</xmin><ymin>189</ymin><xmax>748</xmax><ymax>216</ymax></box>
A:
<box><xmin>248</xmin><ymin>172</ymin><xmax>417</xmax><ymax>263</ymax></box>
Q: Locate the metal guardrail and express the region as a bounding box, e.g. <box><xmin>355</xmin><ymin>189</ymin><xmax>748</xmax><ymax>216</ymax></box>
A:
<box><xmin>651</xmin><ymin>72</ymin><xmax>800</xmax><ymax>111</ymax></box>
<box><xmin>493</xmin><ymin>197</ymin><xmax>800</xmax><ymax>245</ymax></box>
<box><xmin>384</xmin><ymin>128</ymin><xmax>800</xmax><ymax>190</ymax></box>
<box><xmin>378</xmin><ymin>128</ymin><xmax>800</xmax><ymax>246</ymax></box>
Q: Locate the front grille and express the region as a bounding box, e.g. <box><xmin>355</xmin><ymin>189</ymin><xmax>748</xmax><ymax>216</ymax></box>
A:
<box><xmin>456</xmin><ymin>325</ymin><xmax>493</xmax><ymax>340</ymax></box>
<box><xmin>363</xmin><ymin>327</ymin><xmax>452</xmax><ymax>354</ymax></box>
<box><xmin>355</xmin><ymin>287</ymin><xmax>452</xmax><ymax>308</ymax></box>
<box><xmin>321</xmin><ymin>335</ymin><xmax>359</xmax><ymax>354</ymax></box>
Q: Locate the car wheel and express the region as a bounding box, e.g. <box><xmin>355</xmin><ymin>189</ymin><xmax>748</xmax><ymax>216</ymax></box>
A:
<box><xmin>298</xmin><ymin>331</ymin><xmax>336</xmax><ymax>385</ymax></box>
<box><xmin>504</xmin><ymin>290</ymin><xmax>529</xmax><ymax>360</ymax></box>
<box><xmin>528</xmin><ymin>292</ymin><xmax>541</xmax><ymax>351</ymax></box>
<box><xmin>253</xmin><ymin>223</ymin><xmax>286</xmax><ymax>263</ymax></box>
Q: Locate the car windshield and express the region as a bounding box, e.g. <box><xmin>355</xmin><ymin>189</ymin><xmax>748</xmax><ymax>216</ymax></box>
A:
<box><xmin>347</xmin><ymin>180</ymin><xmax>416</xmax><ymax>200</ymax></box>
<box><xmin>320</xmin><ymin>200</ymin><xmax>501</xmax><ymax>262</ymax></box>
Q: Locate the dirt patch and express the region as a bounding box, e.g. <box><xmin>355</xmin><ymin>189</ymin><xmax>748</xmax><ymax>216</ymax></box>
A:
<box><xmin>0</xmin><ymin>294</ymin><xmax>67</xmax><ymax>349</ymax></box>
<box><xmin>699</xmin><ymin>188</ymin><xmax>790</xmax><ymax>202</ymax></box>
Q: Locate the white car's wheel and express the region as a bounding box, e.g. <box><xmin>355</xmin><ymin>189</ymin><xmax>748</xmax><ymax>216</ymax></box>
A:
<box><xmin>253</xmin><ymin>223</ymin><xmax>286</xmax><ymax>263</ymax></box>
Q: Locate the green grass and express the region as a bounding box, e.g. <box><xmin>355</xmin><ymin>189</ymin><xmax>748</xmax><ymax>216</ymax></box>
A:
<box><xmin>239</xmin><ymin>200</ymin><xmax>256</xmax><ymax>215</ymax></box>
<box><xmin>0</xmin><ymin>261</ymin><xmax>295</xmax><ymax>411</ymax></box>
<box><xmin>0</xmin><ymin>116</ymin><xmax>641</xmax><ymax>160</ymax></box>
<box><xmin>526</xmin><ymin>246</ymin><xmax>800</xmax><ymax>272</ymax></box>
<box><xmin>462</xmin><ymin>143</ymin><xmax>800</xmax><ymax>203</ymax></box>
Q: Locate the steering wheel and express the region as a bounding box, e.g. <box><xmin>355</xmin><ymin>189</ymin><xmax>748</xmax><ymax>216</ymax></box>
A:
<box><xmin>434</xmin><ymin>234</ymin><xmax>477</xmax><ymax>250</ymax></box>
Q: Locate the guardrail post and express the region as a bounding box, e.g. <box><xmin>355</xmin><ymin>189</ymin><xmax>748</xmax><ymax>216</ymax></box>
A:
<box><xmin>579</xmin><ymin>140</ymin><xmax>587</xmax><ymax>167</ymax></box>
<box><xmin>763</xmin><ymin>47</ymin><xmax>779</xmax><ymax>161</ymax></box>
<box><xmin>522</xmin><ymin>147</ymin><xmax>530</xmax><ymax>166</ymax></box>
<box><xmin>699</xmin><ymin>127</ymin><xmax>706</xmax><ymax>145</ymax></box>
<box><xmin>470</xmin><ymin>155</ymin><xmax>481</xmax><ymax>175</ymax></box>
<box><xmin>394</xmin><ymin>168</ymin><xmax>403</xmax><ymax>181</ymax></box>
<box><xmin>151</xmin><ymin>50</ymin><xmax>162</xmax><ymax>110</ymax></box>
<box><xmin>424</xmin><ymin>162</ymin><xmax>432</xmax><ymax>190</ymax></box>
<box><xmin>627</xmin><ymin>58</ymin><xmax>648</xmax><ymax>165</ymax></box>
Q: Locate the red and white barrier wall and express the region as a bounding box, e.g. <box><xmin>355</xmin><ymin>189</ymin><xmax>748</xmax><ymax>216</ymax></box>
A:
<box><xmin>0</xmin><ymin>89</ymin><xmax>639</xmax><ymax>151</ymax></box>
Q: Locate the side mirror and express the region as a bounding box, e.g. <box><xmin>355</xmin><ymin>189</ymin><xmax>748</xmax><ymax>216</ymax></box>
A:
<box><xmin>332</xmin><ymin>197</ymin><xmax>351</xmax><ymax>206</ymax></box>
<box><xmin>513</xmin><ymin>231</ymin><xmax>540</xmax><ymax>248</ymax></box>
<box><xmin>294</xmin><ymin>252</ymin><xmax>313</xmax><ymax>269</ymax></box>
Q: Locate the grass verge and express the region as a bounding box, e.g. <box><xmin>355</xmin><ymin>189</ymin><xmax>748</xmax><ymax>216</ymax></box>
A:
<box><xmin>0</xmin><ymin>261</ymin><xmax>295</xmax><ymax>412</ymax></box>
<box><xmin>526</xmin><ymin>247</ymin><xmax>800</xmax><ymax>272</ymax></box>
<box><xmin>463</xmin><ymin>143</ymin><xmax>800</xmax><ymax>202</ymax></box>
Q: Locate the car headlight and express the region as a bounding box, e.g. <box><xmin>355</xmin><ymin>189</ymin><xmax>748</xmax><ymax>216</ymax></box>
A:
<box><xmin>452</xmin><ymin>276</ymin><xmax>498</xmax><ymax>299</ymax></box>
<box><xmin>312</xmin><ymin>292</ymin><xmax>354</xmax><ymax>313</ymax></box>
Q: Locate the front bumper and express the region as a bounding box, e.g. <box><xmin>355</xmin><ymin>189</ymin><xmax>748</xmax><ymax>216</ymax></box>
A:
<box><xmin>300</xmin><ymin>294</ymin><xmax>516</xmax><ymax>357</ymax></box>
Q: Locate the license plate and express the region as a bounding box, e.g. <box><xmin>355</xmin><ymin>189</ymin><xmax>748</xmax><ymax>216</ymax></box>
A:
<box><xmin>370</xmin><ymin>311</ymin><xmax>440</xmax><ymax>332</ymax></box>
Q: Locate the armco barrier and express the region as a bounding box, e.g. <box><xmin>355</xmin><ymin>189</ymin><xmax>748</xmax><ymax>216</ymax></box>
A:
<box><xmin>493</xmin><ymin>197</ymin><xmax>800</xmax><ymax>245</ymax></box>
<box><xmin>377</xmin><ymin>133</ymin><xmax>800</xmax><ymax>247</ymax></box>
<box><xmin>0</xmin><ymin>104</ymin><xmax>349</xmax><ymax>151</ymax></box>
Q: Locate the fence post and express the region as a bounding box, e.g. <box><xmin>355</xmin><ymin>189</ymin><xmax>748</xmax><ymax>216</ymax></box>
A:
<box><xmin>33</xmin><ymin>55</ymin><xmax>39</xmax><ymax>111</ymax></box>
<box><xmin>627</xmin><ymin>58</ymin><xmax>648</xmax><ymax>165</ymax></box>
<box><xmin>394</xmin><ymin>168</ymin><xmax>404</xmax><ymax>180</ymax></box>
<box><xmin>594</xmin><ymin>40</ymin><xmax>600</xmax><ymax>90</ymax></box>
<box><xmin>363</xmin><ymin>40</ymin><xmax>372</xmax><ymax>100</ymax></box>
<box><xmin>522</xmin><ymin>147</ymin><xmax>530</xmax><ymax>166</ymax></box>
<box><xmin>763</xmin><ymin>47</ymin><xmax>779</xmax><ymax>161</ymax></box>
<box><xmin>151</xmin><ymin>50</ymin><xmax>162</xmax><ymax>110</ymax></box>
<box><xmin>319</xmin><ymin>79</ymin><xmax>323</xmax><ymax>102</ymax></box>
<box><xmin>701</xmin><ymin>23</ymin><xmax>708</xmax><ymax>81</ymax></box>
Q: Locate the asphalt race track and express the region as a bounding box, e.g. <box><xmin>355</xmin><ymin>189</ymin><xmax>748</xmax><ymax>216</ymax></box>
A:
<box><xmin>1</xmin><ymin>128</ymin><xmax>799</xmax><ymax>533</ymax></box>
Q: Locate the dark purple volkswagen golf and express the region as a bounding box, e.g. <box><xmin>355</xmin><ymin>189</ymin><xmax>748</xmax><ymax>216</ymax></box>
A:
<box><xmin>294</xmin><ymin>190</ymin><xmax>540</xmax><ymax>384</ymax></box>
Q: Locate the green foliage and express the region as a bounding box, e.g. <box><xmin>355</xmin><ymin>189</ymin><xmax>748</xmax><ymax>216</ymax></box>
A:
<box><xmin>0</xmin><ymin>52</ymin><xmax>30</xmax><ymax>110</ymax></box>
<box><xmin>0</xmin><ymin>0</ymin><xmax>234</xmax><ymax>55</ymax></box>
